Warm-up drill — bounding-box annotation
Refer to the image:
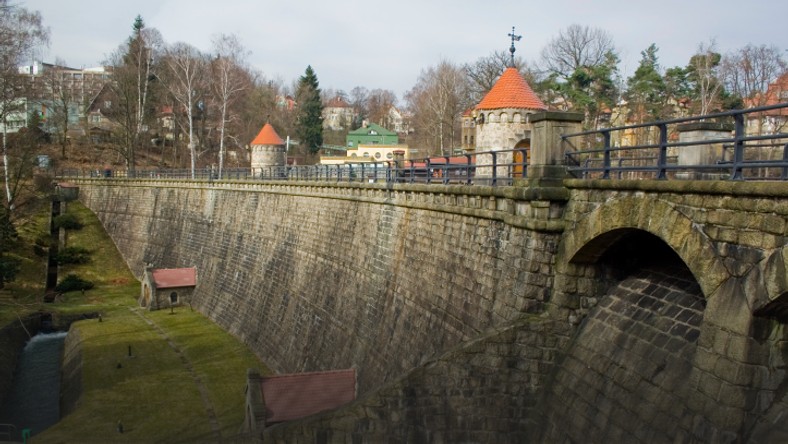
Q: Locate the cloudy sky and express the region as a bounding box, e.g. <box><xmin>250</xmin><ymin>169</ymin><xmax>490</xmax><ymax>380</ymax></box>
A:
<box><xmin>23</xmin><ymin>0</ymin><xmax>788</xmax><ymax>99</ymax></box>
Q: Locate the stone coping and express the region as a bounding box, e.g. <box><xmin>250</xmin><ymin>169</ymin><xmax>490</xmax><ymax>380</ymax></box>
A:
<box><xmin>564</xmin><ymin>178</ymin><xmax>788</xmax><ymax>198</ymax></box>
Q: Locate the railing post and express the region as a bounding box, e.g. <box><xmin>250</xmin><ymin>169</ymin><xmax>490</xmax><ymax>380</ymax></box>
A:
<box><xmin>732</xmin><ymin>113</ymin><xmax>745</xmax><ymax>180</ymax></box>
<box><xmin>657</xmin><ymin>123</ymin><xmax>668</xmax><ymax>179</ymax></box>
<box><xmin>465</xmin><ymin>154</ymin><xmax>473</xmax><ymax>185</ymax></box>
<box><xmin>782</xmin><ymin>144</ymin><xmax>788</xmax><ymax>180</ymax></box>
<box><xmin>602</xmin><ymin>130</ymin><xmax>611</xmax><ymax>179</ymax></box>
<box><xmin>491</xmin><ymin>151</ymin><xmax>497</xmax><ymax>187</ymax></box>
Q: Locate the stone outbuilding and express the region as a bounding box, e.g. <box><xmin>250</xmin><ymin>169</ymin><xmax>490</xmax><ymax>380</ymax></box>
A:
<box><xmin>250</xmin><ymin>122</ymin><xmax>286</xmax><ymax>177</ymax></box>
<box><xmin>244</xmin><ymin>368</ymin><xmax>356</xmax><ymax>434</ymax></box>
<box><xmin>140</xmin><ymin>266</ymin><xmax>197</xmax><ymax>311</ymax></box>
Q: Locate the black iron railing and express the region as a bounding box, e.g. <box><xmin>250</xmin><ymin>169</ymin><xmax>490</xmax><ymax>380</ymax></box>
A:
<box><xmin>58</xmin><ymin>148</ymin><xmax>531</xmax><ymax>187</ymax></box>
<box><xmin>562</xmin><ymin>103</ymin><xmax>788</xmax><ymax>180</ymax></box>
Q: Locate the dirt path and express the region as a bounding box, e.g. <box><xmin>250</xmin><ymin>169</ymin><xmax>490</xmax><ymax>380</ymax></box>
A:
<box><xmin>131</xmin><ymin>308</ymin><xmax>222</xmax><ymax>442</ymax></box>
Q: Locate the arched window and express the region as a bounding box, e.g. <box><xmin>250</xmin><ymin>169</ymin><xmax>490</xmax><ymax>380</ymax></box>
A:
<box><xmin>170</xmin><ymin>292</ymin><xmax>178</xmax><ymax>304</ymax></box>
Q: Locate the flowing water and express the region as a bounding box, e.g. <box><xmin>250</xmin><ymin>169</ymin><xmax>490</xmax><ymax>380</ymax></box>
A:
<box><xmin>0</xmin><ymin>331</ymin><xmax>67</xmax><ymax>440</ymax></box>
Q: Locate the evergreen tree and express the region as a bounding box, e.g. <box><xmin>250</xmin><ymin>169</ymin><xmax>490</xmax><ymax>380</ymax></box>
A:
<box><xmin>295</xmin><ymin>65</ymin><xmax>323</xmax><ymax>155</ymax></box>
<box><xmin>626</xmin><ymin>44</ymin><xmax>666</xmax><ymax>123</ymax></box>
<box><xmin>0</xmin><ymin>203</ymin><xmax>19</xmax><ymax>289</ymax></box>
<box><xmin>544</xmin><ymin>50</ymin><xmax>620</xmax><ymax>129</ymax></box>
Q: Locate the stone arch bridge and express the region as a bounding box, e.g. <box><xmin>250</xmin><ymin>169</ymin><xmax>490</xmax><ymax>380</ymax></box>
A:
<box><xmin>66</xmin><ymin>173</ymin><xmax>787</xmax><ymax>443</ymax></box>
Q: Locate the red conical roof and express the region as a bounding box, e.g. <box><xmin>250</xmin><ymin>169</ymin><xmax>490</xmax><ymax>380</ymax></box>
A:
<box><xmin>476</xmin><ymin>67</ymin><xmax>546</xmax><ymax>111</ymax></box>
<box><xmin>251</xmin><ymin>123</ymin><xmax>285</xmax><ymax>145</ymax></box>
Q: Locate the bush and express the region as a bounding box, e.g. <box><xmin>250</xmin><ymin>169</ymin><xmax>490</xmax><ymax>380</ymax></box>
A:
<box><xmin>54</xmin><ymin>213</ymin><xmax>83</xmax><ymax>230</ymax></box>
<box><xmin>55</xmin><ymin>274</ymin><xmax>94</xmax><ymax>293</ymax></box>
<box><xmin>55</xmin><ymin>246</ymin><xmax>91</xmax><ymax>264</ymax></box>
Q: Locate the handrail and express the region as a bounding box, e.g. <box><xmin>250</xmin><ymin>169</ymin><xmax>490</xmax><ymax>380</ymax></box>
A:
<box><xmin>58</xmin><ymin>148</ymin><xmax>530</xmax><ymax>187</ymax></box>
<box><xmin>562</xmin><ymin>103</ymin><xmax>788</xmax><ymax>181</ymax></box>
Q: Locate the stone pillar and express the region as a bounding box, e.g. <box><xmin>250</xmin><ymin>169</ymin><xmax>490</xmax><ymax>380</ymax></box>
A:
<box><xmin>528</xmin><ymin>112</ymin><xmax>583</xmax><ymax>187</ymax></box>
<box><xmin>244</xmin><ymin>368</ymin><xmax>266</xmax><ymax>434</ymax></box>
<box><xmin>676</xmin><ymin>122</ymin><xmax>733</xmax><ymax>179</ymax></box>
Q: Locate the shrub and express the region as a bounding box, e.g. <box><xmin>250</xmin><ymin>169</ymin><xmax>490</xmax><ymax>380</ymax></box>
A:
<box><xmin>55</xmin><ymin>246</ymin><xmax>91</xmax><ymax>264</ymax></box>
<box><xmin>55</xmin><ymin>274</ymin><xmax>94</xmax><ymax>293</ymax></box>
<box><xmin>54</xmin><ymin>213</ymin><xmax>83</xmax><ymax>230</ymax></box>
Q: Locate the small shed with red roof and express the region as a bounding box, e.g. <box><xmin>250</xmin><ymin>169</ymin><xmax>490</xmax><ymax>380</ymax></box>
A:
<box><xmin>140</xmin><ymin>265</ymin><xmax>197</xmax><ymax>310</ymax></box>
<box><xmin>244</xmin><ymin>368</ymin><xmax>357</xmax><ymax>433</ymax></box>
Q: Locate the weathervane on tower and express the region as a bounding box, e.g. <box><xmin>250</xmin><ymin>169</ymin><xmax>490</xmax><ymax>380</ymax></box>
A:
<box><xmin>508</xmin><ymin>26</ymin><xmax>522</xmax><ymax>67</ymax></box>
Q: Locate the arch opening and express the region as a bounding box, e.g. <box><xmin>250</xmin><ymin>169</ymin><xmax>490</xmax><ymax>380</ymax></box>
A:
<box><xmin>543</xmin><ymin>228</ymin><xmax>708</xmax><ymax>441</ymax></box>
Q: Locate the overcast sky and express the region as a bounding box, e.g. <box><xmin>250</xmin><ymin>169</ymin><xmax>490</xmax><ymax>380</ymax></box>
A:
<box><xmin>23</xmin><ymin>0</ymin><xmax>788</xmax><ymax>100</ymax></box>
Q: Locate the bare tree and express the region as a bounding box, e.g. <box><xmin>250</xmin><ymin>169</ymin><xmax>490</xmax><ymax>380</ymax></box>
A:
<box><xmin>540</xmin><ymin>24</ymin><xmax>616</xmax><ymax>80</ymax></box>
<box><xmin>0</xmin><ymin>1</ymin><xmax>48</xmax><ymax>211</ymax></box>
<box><xmin>465</xmin><ymin>50</ymin><xmax>534</xmax><ymax>104</ymax></box>
<box><xmin>161</xmin><ymin>42</ymin><xmax>207</xmax><ymax>178</ymax></box>
<box><xmin>349</xmin><ymin>86</ymin><xmax>369</xmax><ymax>128</ymax></box>
<box><xmin>40</xmin><ymin>58</ymin><xmax>74</xmax><ymax>158</ymax></box>
<box><xmin>367</xmin><ymin>88</ymin><xmax>397</xmax><ymax>129</ymax></box>
<box><xmin>210</xmin><ymin>33</ymin><xmax>249</xmax><ymax>176</ymax></box>
<box><xmin>105</xmin><ymin>16</ymin><xmax>162</xmax><ymax>176</ymax></box>
<box><xmin>690</xmin><ymin>40</ymin><xmax>723</xmax><ymax>115</ymax></box>
<box><xmin>721</xmin><ymin>44</ymin><xmax>786</xmax><ymax>107</ymax></box>
<box><xmin>406</xmin><ymin>60</ymin><xmax>470</xmax><ymax>156</ymax></box>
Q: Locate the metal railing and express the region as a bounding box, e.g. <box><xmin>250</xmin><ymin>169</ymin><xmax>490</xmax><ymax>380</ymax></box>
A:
<box><xmin>58</xmin><ymin>148</ymin><xmax>531</xmax><ymax>187</ymax></box>
<box><xmin>562</xmin><ymin>103</ymin><xmax>788</xmax><ymax>180</ymax></box>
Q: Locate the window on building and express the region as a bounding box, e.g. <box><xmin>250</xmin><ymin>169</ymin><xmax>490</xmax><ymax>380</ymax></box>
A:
<box><xmin>170</xmin><ymin>292</ymin><xmax>178</xmax><ymax>304</ymax></box>
<box><xmin>374</xmin><ymin>152</ymin><xmax>381</xmax><ymax>159</ymax></box>
<box><xmin>104</xmin><ymin>100</ymin><xmax>111</xmax><ymax>109</ymax></box>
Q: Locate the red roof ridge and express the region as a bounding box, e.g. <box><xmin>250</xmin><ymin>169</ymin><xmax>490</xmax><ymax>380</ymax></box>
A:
<box><xmin>264</xmin><ymin>368</ymin><xmax>355</xmax><ymax>380</ymax></box>
<box><xmin>476</xmin><ymin>67</ymin><xmax>546</xmax><ymax>111</ymax></box>
<box><xmin>251</xmin><ymin>123</ymin><xmax>285</xmax><ymax>145</ymax></box>
<box><xmin>151</xmin><ymin>267</ymin><xmax>196</xmax><ymax>289</ymax></box>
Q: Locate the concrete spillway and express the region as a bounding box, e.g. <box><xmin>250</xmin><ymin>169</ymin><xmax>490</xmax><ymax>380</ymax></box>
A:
<box><xmin>0</xmin><ymin>331</ymin><xmax>67</xmax><ymax>440</ymax></box>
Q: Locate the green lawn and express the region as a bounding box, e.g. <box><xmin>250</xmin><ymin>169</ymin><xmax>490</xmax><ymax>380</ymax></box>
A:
<box><xmin>5</xmin><ymin>201</ymin><xmax>271</xmax><ymax>442</ymax></box>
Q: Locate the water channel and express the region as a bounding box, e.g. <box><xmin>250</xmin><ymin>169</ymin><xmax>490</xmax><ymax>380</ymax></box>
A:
<box><xmin>0</xmin><ymin>331</ymin><xmax>67</xmax><ymax>441</ymax></box>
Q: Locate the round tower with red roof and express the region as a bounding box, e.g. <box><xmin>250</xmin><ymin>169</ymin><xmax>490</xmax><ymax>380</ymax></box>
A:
<box><xmin>250</xmin><ymin>122</ymin><xmax>286</xmax><ymax>177</ymax></box>
<box><xmin>474</xmin><ymin>67</ymin><xmax>547</xmax><ymax>151</ymax></box>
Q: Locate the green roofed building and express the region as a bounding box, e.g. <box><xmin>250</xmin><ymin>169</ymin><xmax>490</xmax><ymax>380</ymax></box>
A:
<box><xmin>346</xmin><ymin>122</ymin><xmax>398</xmax><ymax>147</ymax></box>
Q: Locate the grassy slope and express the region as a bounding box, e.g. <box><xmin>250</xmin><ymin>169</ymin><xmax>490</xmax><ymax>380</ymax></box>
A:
<box><xmin>17</xmin><ymin>202</ymin><xmax>271</xmax><ymax>442</ymax></box>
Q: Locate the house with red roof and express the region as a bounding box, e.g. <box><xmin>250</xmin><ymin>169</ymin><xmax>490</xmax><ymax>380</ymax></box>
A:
<box><xmin>745</xmin><ymin>72</ymin><xmax>788</xmax><ymax>135</ymax></box>
<box><xmin>323</xmin><ymin>96</ymin><xmax>355</xmax><ymax>131</ymax></box>
<box><xmin>244</xmin><ymin>368</ymin><xmax>357</xmax><ymax>434</ymax></box>
<box><xmin>140</xmin><ymin>265</ymin><xmax>197</xmax><ymax>310</ymax></box>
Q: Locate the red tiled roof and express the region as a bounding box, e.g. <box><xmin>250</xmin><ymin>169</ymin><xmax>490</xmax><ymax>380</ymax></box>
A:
<box><xmin>325</xmin><ymin>96</ymin><xmax>351</xmax><ymax>108</ymax></box>
<box><xmin>261</xmin><ymin>368</ymin><xmax>356</xmax><ymax>424</ymax></box>
<box><xmin>151</xmin><ymin>267</ymin><xmax>196</xmax><ymax>289</ymax></box>
<box><xmin>251</xmin><ymin>123</ymin><xmax>285</xmax><ymax>146</ymax></box>
<box><xmin>476</xmin><ymin>67</ymin><xmax>546</xmax><ymax>111</ymax></box>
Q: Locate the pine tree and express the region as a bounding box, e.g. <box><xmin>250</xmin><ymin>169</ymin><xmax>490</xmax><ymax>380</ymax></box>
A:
<box><xmin>295</xmin><ymin>65</ymin><xmax>323</xmax><ymax>155</ymax></box>
<box><xmin>626</xmin><ymin>44</ymin><xmax>666</xmax><ymax>123</ymax></box>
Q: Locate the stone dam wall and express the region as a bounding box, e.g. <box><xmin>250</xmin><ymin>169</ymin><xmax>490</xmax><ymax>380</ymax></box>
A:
<box><xmin>76</xmin><ymin>180</ymin><xmax>564</xmax><ymax>394</ymax></box>
<box><xmin>72</xmin><ymin>178</ymin><xmax>788</xmax><ymax>442</ymax></box>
